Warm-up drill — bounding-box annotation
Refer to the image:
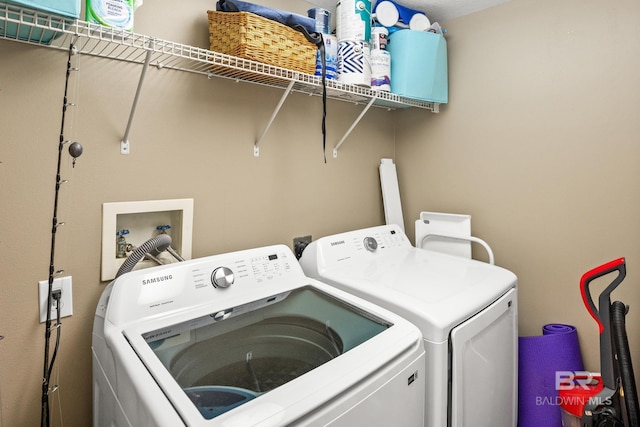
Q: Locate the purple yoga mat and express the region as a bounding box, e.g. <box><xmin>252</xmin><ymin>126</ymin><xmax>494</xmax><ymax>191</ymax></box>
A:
<box><xmin>518</xmin><ymin>324</ymin><xmax>584</xmax><ymax>427</ymax></box>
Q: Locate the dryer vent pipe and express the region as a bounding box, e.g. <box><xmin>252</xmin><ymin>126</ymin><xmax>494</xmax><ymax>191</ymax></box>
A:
<box><xmin>115</xmin><ymin>234</ymin><xmax>172</xmax><ymax>279</ymax></box>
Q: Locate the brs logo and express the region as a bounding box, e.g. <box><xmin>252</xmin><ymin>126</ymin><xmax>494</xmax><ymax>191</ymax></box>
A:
<box><xmin>555</xmin><ymin>371</ymin><xmax>597</xmax><ymax>390</ymax></box>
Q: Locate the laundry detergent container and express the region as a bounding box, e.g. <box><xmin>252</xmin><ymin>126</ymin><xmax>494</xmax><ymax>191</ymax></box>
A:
<box><xmin>2</xmin><ymin>0</ymin><xmax>81</xmax><ymax>44</ymax></box>
<box><xmin>387</xmin><ymin>29</ymin><xmax>448</xmax><ymax>103</ymax></box>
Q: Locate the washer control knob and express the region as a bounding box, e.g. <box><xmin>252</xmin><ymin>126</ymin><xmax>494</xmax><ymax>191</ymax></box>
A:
<box><xmin>211</xmin><ymin>267</ymin><xmax>234</xmax><ymax>288</ymax></box>
<box><xmin>363</xmin><ymin>236</ymin><xmax>378</xmax><ymax>252</ymax></box>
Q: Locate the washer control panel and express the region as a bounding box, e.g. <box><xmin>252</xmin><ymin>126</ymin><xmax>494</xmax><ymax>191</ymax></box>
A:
<box><xmin>107</xmin><ymin>245</ymin><xmax>304</xmax><ymax>325</ymax></box>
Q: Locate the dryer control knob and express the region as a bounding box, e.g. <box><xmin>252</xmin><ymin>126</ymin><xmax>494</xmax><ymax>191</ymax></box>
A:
<box><xmin>363</xmin><ymin>236</ymin><xmax>378</xmax><ymax>252</ymax></box>
<box><xmin>211</xmin><ymin>267</ymin><xmax>234</xmax><ymax>288</ymax></box>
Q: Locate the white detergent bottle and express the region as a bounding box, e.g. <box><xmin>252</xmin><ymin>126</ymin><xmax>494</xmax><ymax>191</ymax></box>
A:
<box><xmin>86</xmin><ymin>0</ymin><xmax>142</xmax><ymax>31</ymax></box>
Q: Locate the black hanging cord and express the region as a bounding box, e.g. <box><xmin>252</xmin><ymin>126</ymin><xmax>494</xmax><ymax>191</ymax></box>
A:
<box><xmin>41</xmin><ymin>38</ymin><xmax>78</xmax><ymax>427</ymax></box>
<box><xmin>47</xmin><ymin>301</ymin><xmax>62</xmax><ymax>388</ymax></box>
<box><xmin>320</xmin><ymin>35</ymin><xmax>327</xmax><ymax>163</ymax></box>
<box><xmin>293</xmin><ymin>26</ymin><xmax>327</xmax><ymax>162</ymax></box>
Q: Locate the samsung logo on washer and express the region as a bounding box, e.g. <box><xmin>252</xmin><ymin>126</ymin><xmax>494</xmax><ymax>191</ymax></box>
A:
<box><xmin>330</xmin><ymin>240</ymin><xmax>346</xmax><ymax>246</ymax></box>
<box><xmin>142</xmin><ymin>274</ymin><xmax>173</xmax><ymax>285</ymax></box>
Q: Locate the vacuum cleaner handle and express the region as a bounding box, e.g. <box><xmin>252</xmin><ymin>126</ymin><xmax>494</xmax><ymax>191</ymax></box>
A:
<box><xmin>580</xmin><ymin>257</ymin><xmax>626</xmax><ymax>390</ymax></box>
<box><xmin>580</xmin><ymin>257</ymin><xmax>626</xmax><ymax>333</ymax></box>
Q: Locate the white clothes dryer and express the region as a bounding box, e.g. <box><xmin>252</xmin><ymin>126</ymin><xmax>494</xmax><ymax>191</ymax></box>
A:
<box><xmin>298</xmin><ymin>225</ymin><xmax>518</xmax><ymax>427</ymax></box>
<box><xmin>92</xmin><ymin>244</ymin><xmax>426</xmax><ymax>426</ymax></box>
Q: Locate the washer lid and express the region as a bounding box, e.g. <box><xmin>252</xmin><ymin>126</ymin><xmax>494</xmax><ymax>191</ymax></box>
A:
<box><xmin>122</xmin><ymin>284</ymin><xmax>421</xmax><ymax>425</ymax></box>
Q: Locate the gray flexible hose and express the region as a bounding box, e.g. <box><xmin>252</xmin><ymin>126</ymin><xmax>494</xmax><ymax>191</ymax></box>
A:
<box><xmin>115</xmin><ymin>234</ymin><xmax>172</xmax><ymax>278</ymax></box>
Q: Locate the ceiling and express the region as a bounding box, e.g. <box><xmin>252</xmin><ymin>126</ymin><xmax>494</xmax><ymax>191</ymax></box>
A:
<box><xmin>400</xmin><ymin>0</ymin><xmax>513</xmax><ymax>23</ymax></box>
<box><xmin>306</xmin><ymin>0</ymin><xmax>513</xmax><ymax>25</ymax></box>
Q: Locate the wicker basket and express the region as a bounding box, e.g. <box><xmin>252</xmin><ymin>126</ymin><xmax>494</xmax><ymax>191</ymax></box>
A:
<box><xmin>207</xmin><ymin>11</ymin><xmax>317</xmax><ymax>74</ymax></box>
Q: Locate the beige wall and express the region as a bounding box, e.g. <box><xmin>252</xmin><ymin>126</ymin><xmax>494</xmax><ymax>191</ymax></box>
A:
<box><xmin>0</xmin><ymin>1</ymin><xmax>396</xmax><ymax>425</ymax></box>
<box><xmin>3</xmin><ymin>0</ymin><xmax>640</xmax><ymax>425</ymax></box>
<box><xmin>398</xmin><ymin>0</ymin><xmax>640</xmax><ymax>380</ymax></box>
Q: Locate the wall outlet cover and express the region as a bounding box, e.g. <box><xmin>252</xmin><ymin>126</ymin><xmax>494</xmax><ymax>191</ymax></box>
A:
<box><xmin>39</xmin><ymin>276</ymin><xmax>73</xmax><ymax>323</ymax></box>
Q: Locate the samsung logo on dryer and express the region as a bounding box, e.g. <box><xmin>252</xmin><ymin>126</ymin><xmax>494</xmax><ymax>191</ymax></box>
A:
<box><xmin>142</xmin><ymin>274</ymin><xmax>173</xmax><ymax>285</ymax></box>
<box><xmin>330</xmin><ymin>240</ymin><xmax>346</xmax><ymax>246</ymax></box>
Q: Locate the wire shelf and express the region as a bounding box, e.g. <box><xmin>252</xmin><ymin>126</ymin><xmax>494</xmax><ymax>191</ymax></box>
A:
<box><xmin>0</xmin><ymin>2</ymin><xmax>438</xmax><ymax>112</ymax></box>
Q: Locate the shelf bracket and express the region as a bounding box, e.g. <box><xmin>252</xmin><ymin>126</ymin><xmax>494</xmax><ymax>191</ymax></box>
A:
<box><xmin>254</xmin><ymin>80</ymin><xmax>295</xmax><ymax>157</ymax></box>
<box><xmin>332</xmin><ymin>97</ymin><xmax>376</xmax><ymax>158</ymax></box>
<box><xmin>121</xmin><ymin>49</ymin><xmax>153</xmax><ymax>155</ymax></box>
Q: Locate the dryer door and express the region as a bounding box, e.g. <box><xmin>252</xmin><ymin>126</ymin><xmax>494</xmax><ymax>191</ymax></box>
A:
<box><xmin>449</xmin><ymin>288</ymin><xmax>517</xmax><ymax>427</ymax></box>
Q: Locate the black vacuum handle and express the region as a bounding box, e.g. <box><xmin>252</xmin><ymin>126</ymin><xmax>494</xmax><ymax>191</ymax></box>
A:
<box><xmin>580</xmin><ymin>257</ymin><xmax>626</xmax><ymax>390</ymax></box>
<box><xmin>580</xmin><ymin>257</ymin><xmax>625</xmax><ymax>333</ymax></box>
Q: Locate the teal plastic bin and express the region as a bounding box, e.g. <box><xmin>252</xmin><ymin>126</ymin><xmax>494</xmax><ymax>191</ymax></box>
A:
<box><xmin>387</xmin><ymin>30</ymin><xmax>448</xmax><ymax>103</ymax></box>
<box><xmin>1</xmin><ymin>0</ymin><xmax>80</xmax><ymax>44</ymax></box>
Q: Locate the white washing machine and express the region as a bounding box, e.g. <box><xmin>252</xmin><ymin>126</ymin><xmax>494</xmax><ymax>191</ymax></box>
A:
<box><xmin>298</xmin><ymin>225</ymin><xmax>518</xmax><ymax>427</ymax></box>
<box><xmin>92</xmin><ymin>244</ymin><xmax>426</xmax><ymax>426</ymax></box>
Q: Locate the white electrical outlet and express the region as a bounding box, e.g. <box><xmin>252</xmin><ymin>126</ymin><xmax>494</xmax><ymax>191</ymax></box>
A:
<box><xmin>39</xmin><ymin>276</ymin><xmax>73</xmax><ymax>323</ymax></box>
